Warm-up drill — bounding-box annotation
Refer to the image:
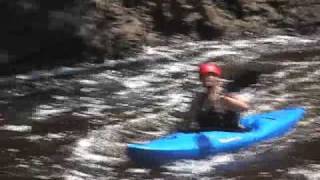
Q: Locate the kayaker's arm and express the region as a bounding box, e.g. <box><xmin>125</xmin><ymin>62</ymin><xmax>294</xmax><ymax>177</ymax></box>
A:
<box><xmin>221</xmin><ymin>94</ymin><xmax>250</xmax><ymax>112</ymax></box>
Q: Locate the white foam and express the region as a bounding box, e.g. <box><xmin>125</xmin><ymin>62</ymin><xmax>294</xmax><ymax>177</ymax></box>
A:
<box><xmin>78</xmin><ymin>79</ymin><xmax>99</xmax><ymax>86</ymax></box>
<box><xmin>0</xmin><ymin>125</ymin><xmax>32</xmax><ymax>132</ymax></box>
<box><xmin>257</xmin><ymin>35</ymin><xmax>292</xmax><ymax>44</ymax></box>
<box><xmin>79</xmin><ymin>97</ymin><xmax>104</xmax><ymax>105</ymax></box>
<box><xmin>66</xmin><ymin>170</ymin><xmax>93</xmax><ymax>180</ymax></box>
<box><xmin>143</xmin><ymin>46</ymin><xmax>181</xmax><ymax>60</ymax></box>
<box><xmin>203</xmin><ymin>50</ymin><xmax>240</xmax><ymax>58</ymax></box>
<box><xmin>47</xmin><ymin>133</ymin><xmax>66</xmax><ymax>139</ymax></box>
<box><xmin>77</xmin><ymin>138</ymin><xmax>92</xmax><ymax>148</ymax></box>
<box><xmin>125</xmin><ymin>168</ymin><xmax>150</xmax><ymax>174</ymax></box>
<box><xmin>122</xmin><ymin>78</ymin><xmax>150</xmax><ymax>89</ymax></box>
<box><xmin>52</xmin><ymin>95</ymin><xmax>70</xmax><ymax>100</ymax></box>
<box><xmin>288</xmin><ymin>164</ymin><xmax>320</xmax><ymax>179</ymax></box>
<box><xmin>231</xmin><ymin>40</ymin><xmax>254</xmax><ymax>48</ymax></box>
<box><xmin>256</xmin><ymin>35</ymin><xmax>318</xmax><ymax>45</ymax></box>
<box><xmin>165</xmin><ymin>154</ymin><xmax>234</xmax><ymax>175</ymax></box>
<box><xmin>206</xmin><ymin>44</ymin><xmax>232</xmax><ymax>49</ymax></box>
<box><xmin>156</xmin><ymin>92</ymin><xmax>188</xmax><ymax>108</ymax></box>
<box><xmin>72</xmin><ymin>138</ymin><xmax>111</xmax><ymax>162</ymax></box>
<box><xmin>33</xmin><ymin>106</ymin><xmax>71</xmax><ymax>120</ymax></box>
<box><xmin>80</xmin><ymin>88</ymin><xmax>99</xmax><ymax>93</ymax></box>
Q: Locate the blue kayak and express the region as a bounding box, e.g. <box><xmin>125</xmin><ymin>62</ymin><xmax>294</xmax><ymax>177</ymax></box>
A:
<box><xmin>127</xmin><ymin>107</ymin><xmax>305</xmax><ymax>165</ymax></box>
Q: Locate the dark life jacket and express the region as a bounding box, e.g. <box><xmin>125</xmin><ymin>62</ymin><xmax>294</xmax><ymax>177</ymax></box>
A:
<box><xmin>196</xmin><ymin>94</ymin><xmax>240</xmax><ymax>131</ymax></box>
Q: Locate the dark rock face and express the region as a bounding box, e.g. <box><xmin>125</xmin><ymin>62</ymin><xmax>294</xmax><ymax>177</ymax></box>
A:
<box><xmin>1</xmin><ymin>0</ymin><xmax>320</xmax><ymax>74</ymax></box>
<box><xmin>83</xmin><ymin>0</ymin><xmax>320</xmax><ymax>55</ymax></box>
<box><xmin>239</xmin><ymin>0</ymin><xmax>320</xmax><ymax>34</ymax></box>
<box><xmin>80</xmin><ymin>1</ymin><xmax>147</xmax><ymax>59</ymax></box>
<box><xmin>1</xmin><ymin>0</ymin><xmax>86</xmax><ymax>75</ymax></box>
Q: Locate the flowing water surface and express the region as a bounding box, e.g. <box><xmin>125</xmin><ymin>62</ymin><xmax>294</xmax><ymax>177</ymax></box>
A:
<box><xmin>0</xmin><ymin>35</ymin><xmax>320</xmax><ymax>179</ymax></box>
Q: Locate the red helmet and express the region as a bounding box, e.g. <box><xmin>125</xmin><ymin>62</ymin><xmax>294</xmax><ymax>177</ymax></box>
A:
<box><xmin>199</xmin><ymin>63</ymin><xmax>222</xmax><ymax>77</ymax></box>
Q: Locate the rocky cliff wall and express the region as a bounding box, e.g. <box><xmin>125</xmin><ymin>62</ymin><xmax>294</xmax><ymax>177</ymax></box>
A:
<box><xmin>1</xmin><ymin>0</ymin><xmax>84</xmax><ymax>74</ymax></box>
<box><xmin>1</xmin><ymin>0</ymin><xmax>320</xmax><ymax>74</ymax></box>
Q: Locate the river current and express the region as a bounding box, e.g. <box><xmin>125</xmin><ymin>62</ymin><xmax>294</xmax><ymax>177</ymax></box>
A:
<box><xmin>0</xmin><ymin>35</ymin><xmax>320</xmax><ymax>179</ymax></box>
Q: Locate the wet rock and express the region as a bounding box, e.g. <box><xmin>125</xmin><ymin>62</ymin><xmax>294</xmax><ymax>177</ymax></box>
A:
<box><xmin>0</xmin><ymin>1</ymin><xmax>85</xmax><ymax>75</ymax></box>
<box><xmin>81</xmin><ymin>1</ymin><xmax>147</xmax><ymax>59</ymax></box>
<box><xmin>223</xmin><ymin>61</ymin><xmax>280</xmax><ymax>91</ymax></box>
<box><xmin>1</xmin><ymin>0</ymin><xmax>320</xmax><ymax>74</ymax></box>
<box><xmin>240</xmin><ymin>0</ymin><xmax>320</xmax><ymax>35</ymax></box>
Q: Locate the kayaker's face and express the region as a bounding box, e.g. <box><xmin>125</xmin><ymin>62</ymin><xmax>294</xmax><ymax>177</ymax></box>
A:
<box><xmin>201</xmin><ymin>73</ymin><xmax>219</xmax><ymax>89</ymax></box>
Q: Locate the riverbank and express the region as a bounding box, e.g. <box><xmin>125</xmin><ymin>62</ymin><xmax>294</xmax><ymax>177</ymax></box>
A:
<box><xmin>1</xmin><ymin>0</ymin><xmax>320</xmax><ymax>75</ymax></box>
<box><xmin>83</xmin><ymin>0</ymin><xmax>320</xmax><ymax>56</ymax></box>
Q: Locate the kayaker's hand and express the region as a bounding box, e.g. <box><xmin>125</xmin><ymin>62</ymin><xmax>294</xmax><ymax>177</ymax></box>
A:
<box><xmin>207</xmin><ymin>85</ymin><xmax>224</xmax><ymax>107</ymax></box>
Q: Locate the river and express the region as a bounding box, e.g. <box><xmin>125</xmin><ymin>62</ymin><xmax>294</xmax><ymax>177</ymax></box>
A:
<box><xmin>0</xmin><ymin>35</ymin><xmax>320</xmax><ymax>179</ymax></box>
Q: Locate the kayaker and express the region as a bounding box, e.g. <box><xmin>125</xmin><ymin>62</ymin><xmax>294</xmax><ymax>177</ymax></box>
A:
<box><xmin>187</xmin><ymin>61</ymin><xmax>250</xmax><ymax>131</ymax></box>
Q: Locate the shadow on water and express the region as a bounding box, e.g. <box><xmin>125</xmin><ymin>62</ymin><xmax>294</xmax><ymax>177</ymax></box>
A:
<box><xmin>226</xmin><ymin>70</ymin><xmax>261</xmax><ymax>92</ymax></box>
<box><xmin>288</xmin><ymin>138</ymin><xmax>320</xmax><ymax>162</ymax></box>
<box><xmin>0</xmin><ymin>136</ymin><xmax>80</xmax><ymax>179</ymax></box>
<box><xmin>210</xmin><ymin>137</ymin><xmax>320</xmax><ymax>179</ymax></box>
